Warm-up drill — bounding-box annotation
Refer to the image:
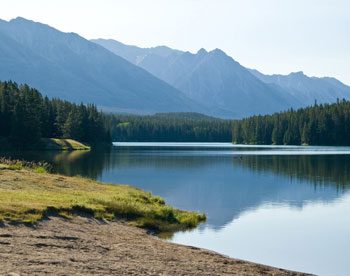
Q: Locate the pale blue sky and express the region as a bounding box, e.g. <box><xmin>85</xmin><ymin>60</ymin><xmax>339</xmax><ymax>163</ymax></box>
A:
<box><xmin>1</xmin><ymin>0</ymin><xmax>349</xmax><ymax>84</ymax></box>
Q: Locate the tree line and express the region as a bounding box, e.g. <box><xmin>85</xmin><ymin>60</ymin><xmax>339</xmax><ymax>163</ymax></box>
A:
<box><xmin>108</xmin><ymin>113</ymin><xmax>233</xmax><ymax>142</ymax></box>
<box><xmin>4</xmin><ymin>80</ymin><xmax>350</xmax><ymax>147</ymax></box>
<box><xmin>232</xmin><ymin>99</ymin><xmax>350</xmax><ymax>145</ymax></box>
<box><xmin>0</xmin><ymin>81</ymin><xmax>111</xmax><ymax>147</ymax></box>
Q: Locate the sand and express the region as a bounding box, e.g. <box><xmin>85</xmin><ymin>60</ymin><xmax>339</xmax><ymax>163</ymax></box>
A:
<box><xmin>0</xmin><ymin>216</ymin><xmax>313</xmax><ymax>276</ymax></box>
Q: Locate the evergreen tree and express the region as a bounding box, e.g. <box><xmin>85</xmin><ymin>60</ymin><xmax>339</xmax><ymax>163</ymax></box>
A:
<box><xmin>0</xmin><ymin>81</ymin><xmax>111</xmax><ymax>147</ymax></box>
<box><xmin>231</xmin><ymin>99</ymin><xmax>350</xmax><ymax>146</ymax></box>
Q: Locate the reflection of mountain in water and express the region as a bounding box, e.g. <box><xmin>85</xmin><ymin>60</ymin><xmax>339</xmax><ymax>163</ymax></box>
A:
<box><xmin>3</xmin><ymin>147</ymin><xmax>350</xmax><ymax>230</ymax></box>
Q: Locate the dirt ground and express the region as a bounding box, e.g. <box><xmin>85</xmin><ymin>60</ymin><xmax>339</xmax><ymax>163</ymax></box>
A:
<box><xmin>0</xmin><ymin>216</ymin><xmax>313</xmax><ymax>276</ymax></box>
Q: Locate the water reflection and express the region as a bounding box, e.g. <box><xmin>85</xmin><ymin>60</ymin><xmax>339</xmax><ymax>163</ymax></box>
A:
<box><xmin>2</xmin><ymin>144</ymin><xmax>350</xmax><ymax>230</ymax></box>
<box><xmin>172</xmin><ymin>197</ymin><xmax>350</xmax><ymax>276</ymax></box>
<box><xmin>3</xmin><ymin>143</ymin><xmax>350</xmax><ymax>275</ymax></box>
<box><xmin>104</xmin><ymin>148</ymin><xmax>350</xmax><ymax>230</ymax></box>
<box><xmin>0</xmin><ymin>150</ymin><xmax>109</xmax><ymax>179</ymax></box>
<box><xmin>235</xmin><ymin>155</ymin><xmax>350</xmax><ymax>189</ymax></box>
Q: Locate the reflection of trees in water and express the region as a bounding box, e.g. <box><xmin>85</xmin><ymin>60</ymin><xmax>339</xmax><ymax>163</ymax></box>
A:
<box><xmin>53</xmin><ymin>149</ymin><xmax>350</xmax><ymax>192</ymax></box>
<box><xmin>108</xmin><ymin>150</ymin><xmax>350</xmax><ymax>192</ymax></box>
<box><xmin>0</xmin><ymin>149</ymin><xmax>112</xmax><ymax>180</ymax></box>
<box><xmin>109</xmin><ymin>147</ymin><xmax>234</xmax><ymax>169</ymax></box>
<box><xmin>233</xmin><ymin>155</ymin><xmax>350</xmax><ymax>191</ymax></box>
<box><xmin>51</xmin><ymin>150</ymin><xmax>113</xmax><ymax>179</ymax></box>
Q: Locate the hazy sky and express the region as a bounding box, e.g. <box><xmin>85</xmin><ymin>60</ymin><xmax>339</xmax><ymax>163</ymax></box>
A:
<box><xmin>1</xmin><ymin>0</ymin><xmax>349</xmax><ymax>84</ymax></box>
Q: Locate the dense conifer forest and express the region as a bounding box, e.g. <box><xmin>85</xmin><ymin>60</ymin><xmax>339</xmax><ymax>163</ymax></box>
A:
<box><xmin>232</xmin><ymin>100</ymin><xmax>350</xmax><ymax>145</ymax></box>
<box><xmin>0</xmin><ymin>81</ymin><xmax>111</xmax><ymax>148</ymax></box>
<box><xmin>108</xmin><ymin>113</ymin><xmax>233</xmax><ymax>142</ymax></box>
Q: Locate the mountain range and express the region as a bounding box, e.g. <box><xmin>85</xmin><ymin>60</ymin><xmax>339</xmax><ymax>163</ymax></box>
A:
<box><xmin>248</xmin><ymin>69</ymin><xmax>350</xmax><ymax>106</ymax></box>
<box><xmin>92</xmin><ymin>39</ymin><xmax>301</xmax><ymax>117</ymax></box>
<box><xmin>0</xmin><ymin>17</ymin><xmax>203</xmax><ymax>114</ymax></box>
<box><xmin>93</xmin><ymin>39</ymin><xmax>350</xmax><ymax>117</ymax></box>
<box><xmin>1</xmin><ymin>17</ymin><xmax>349</xmax><ymax>119</ymax></box>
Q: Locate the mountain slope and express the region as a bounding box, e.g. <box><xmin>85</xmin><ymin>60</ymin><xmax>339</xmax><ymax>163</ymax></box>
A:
<box><xmin>94</xmin><ymin>39</ymin><xmax>350</xmax><ymax>117</ymax></box>
<box><xmin>249</xmin><ymin>69</ymin><xmax>350</xmax><ymax>106</ymax></box>
<box><xmin>90</xmin><ymin>39</ymin><xmax>181</xmax><ymax>65</ymax></box>
<box><xmin>0</xmin><ymin>18</ymin><xmax>203</xmax><ymax>114</ymax></box>
<box><xmin>92</xmin><ymin>39</ymin><xmax>301</xmax><ymax>118</ymax></box>
<box><xmin>160</xmin><ymin>48</ymin><xmax>300</xmax><ymax>117</ymax></box>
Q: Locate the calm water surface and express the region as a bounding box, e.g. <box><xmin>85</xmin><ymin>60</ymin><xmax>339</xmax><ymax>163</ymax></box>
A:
<box><xmin>3</xmin><ymin>143</ymin><xmax>350</xmax><ymax>276</ymax></box>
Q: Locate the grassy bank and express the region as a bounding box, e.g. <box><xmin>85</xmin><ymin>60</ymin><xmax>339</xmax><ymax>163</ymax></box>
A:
<box><xmin>43</xmin><ymin>138</ymin><xmax>91</xmax><ymax>150</ymax></box>
<box><xmin>0</xmin><ymin>161</ymin><xmax>206</xmax><ymax>232</ymax></box>
<box><xmin>0</xmin><ymin>137</ymin><xmax>91</xmax><ymax>151</ymax></box>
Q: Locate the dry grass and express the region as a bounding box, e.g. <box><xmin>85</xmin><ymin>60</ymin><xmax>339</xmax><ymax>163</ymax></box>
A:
<box><xmin>0</xmin><ymin>165</ymin><xmax>206</xmax><ymax>232</ymax></box>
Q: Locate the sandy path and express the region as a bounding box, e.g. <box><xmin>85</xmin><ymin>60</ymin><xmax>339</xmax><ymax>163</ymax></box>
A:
<box><xmin>0</xmin><ymin>217</ymin><xmax>313</xmax><ymax>276</ymax></box>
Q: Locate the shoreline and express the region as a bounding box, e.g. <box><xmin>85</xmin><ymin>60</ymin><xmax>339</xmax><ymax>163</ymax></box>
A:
<box><xmin>0</xmin><ymin>138</ymin><xmax>91</xmax><ymax>151</ymax></box>
<box><xmin>0</xmin><ymin>165</ymin><xmax>205</xmax><ymax>230</ymax></box>
<box><xmin>0</xmin><ymin>216</ymin><xmax>313</xmax><ymax>276</ymax></box>
<box><xmin>0</xmin><ymin>162</ymin><xmax>313</xmax><ymax>275</ymax></box>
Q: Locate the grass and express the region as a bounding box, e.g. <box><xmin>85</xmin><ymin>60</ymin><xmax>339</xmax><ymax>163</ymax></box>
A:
<box><xmin>43</xmin><ymin>138</ymin><xmax>91</xmax><ymax>151</ymax></box>
<box><xmin>0</xmin><ymin>162</ymin><xmax>206</xmax><ymax>232</ymax></box>
<box><xmin>0</xmin><ymin>157</ymin><xmax>52</xmax><ymax>173</ymax></box>
<box><xmin>0</xmin><ymin>137</ymin><xmax>91</xmax><ymax>151</ymax></box>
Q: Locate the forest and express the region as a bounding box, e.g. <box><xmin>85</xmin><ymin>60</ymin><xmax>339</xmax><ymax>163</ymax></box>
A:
<box><xmin>108</xmin><ymin>113</ymin><xmax>233</xmax><ymax>142</ymax></box>
<box><xmin>0</xmin><ymin>81</ymin><xmax>111</xmax><ymax>148</ymax></box>
<box><xmin>232</xmin><ymin>99</ymin><xmax>350</xmax><ymax>145</ymax></box>
<box><xmin>3</xmin><ymin>80</ymin><xmax>350</xmax><ymax>147</ymax></box>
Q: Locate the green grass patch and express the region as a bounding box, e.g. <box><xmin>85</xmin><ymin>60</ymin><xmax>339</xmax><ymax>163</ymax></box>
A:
<box><xmin>0</xmin><ymin>137</ymin><xmax>91</xmax><ymax>151</ymax></box>
<box><xmin>43</xmin><ymin>138</ymin><xmax>91</xmax><ymax>151</ymax></box>
<box><xmin>8</xmin><ymin>161</ymin><xmax>24</xmax><ymax>170</ymax></box>
<box><xmin>0</xmin><ymin>166</ymin><xmax>206</xmax><ymax>232</ymax></box>
<box><xmin>58</xmin><ymin>210</ymin><xmax>73</xmax><ymax>219</ymax></box>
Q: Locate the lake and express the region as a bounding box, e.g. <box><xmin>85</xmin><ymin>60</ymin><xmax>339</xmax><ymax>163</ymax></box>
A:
<box><xmin>2</xmin><ymin>142</ymin><xmax>350</xmax><ymax>276</ymax></box>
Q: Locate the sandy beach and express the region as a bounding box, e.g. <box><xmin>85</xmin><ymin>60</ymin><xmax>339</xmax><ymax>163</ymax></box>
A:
<box><xmin>1</xmin><ymin>216</ymin><xmax>313</xmax><ymax>276</ymax></box>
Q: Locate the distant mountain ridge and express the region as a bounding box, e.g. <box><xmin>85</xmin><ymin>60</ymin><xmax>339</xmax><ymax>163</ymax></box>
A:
<box><xmin>248</xmin><ymin>69</ymin><xmax>350</xmax><ymax>106</ymax></box>
<box><xmin>93</xmin><ymin>38</ymin><xmax>350</xmax><ymax>117</ymax></box>
<box><xmin>90</xmin><ymin>39</ymin><xmax>182</xmax><ymax>66</ymax></box>
<box><xmin>93</xmin><ymin>39</ymin><xmax>303</xmax><ymax>118</ymax></box>
<box><xmin>0</xmin><ymin>17</ymin><xmax>349</xmax><ymax>119</ymax></box>
<box><xmin>0</xmin><ymin>17</ymin><xmax>204</xmax><ymax>114</ymax></box>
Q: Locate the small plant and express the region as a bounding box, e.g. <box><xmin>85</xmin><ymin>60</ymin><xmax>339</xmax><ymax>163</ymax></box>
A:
<box><xmin>33</xmin><ymin>166</ymin><xmax>48</xmax><ymax>173</ymax></box>
<box><xmin>58</xmin><ymin>211</ymin><xmax>73</xmax><ymax>219</ymax></box>
<box><xmin>9</xmin><ymin>161</ymin><xmax>23</xmax><ymax>170</ymax></box>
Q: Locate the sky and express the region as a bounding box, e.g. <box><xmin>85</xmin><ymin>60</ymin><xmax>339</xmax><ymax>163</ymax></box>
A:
<box><xmin>1</xmin><ymin>0</ymin><xmax>349</xmax><ymax>85</ymax></box>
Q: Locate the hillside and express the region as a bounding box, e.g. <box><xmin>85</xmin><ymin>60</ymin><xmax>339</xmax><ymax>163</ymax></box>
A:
<box><xmin>0</xmin><ymin>17</ymin><xmax>203</xmax><ymax>114</ymax></box>
<box><xmin>93</xmin><ymin>38</ymin><xmax>350</xmax><ymax>118</ymax></box>
<box><xmin>93</xmin><ymin>39</ymin><xmax>301</xmax><ymax>118</ymax></box>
